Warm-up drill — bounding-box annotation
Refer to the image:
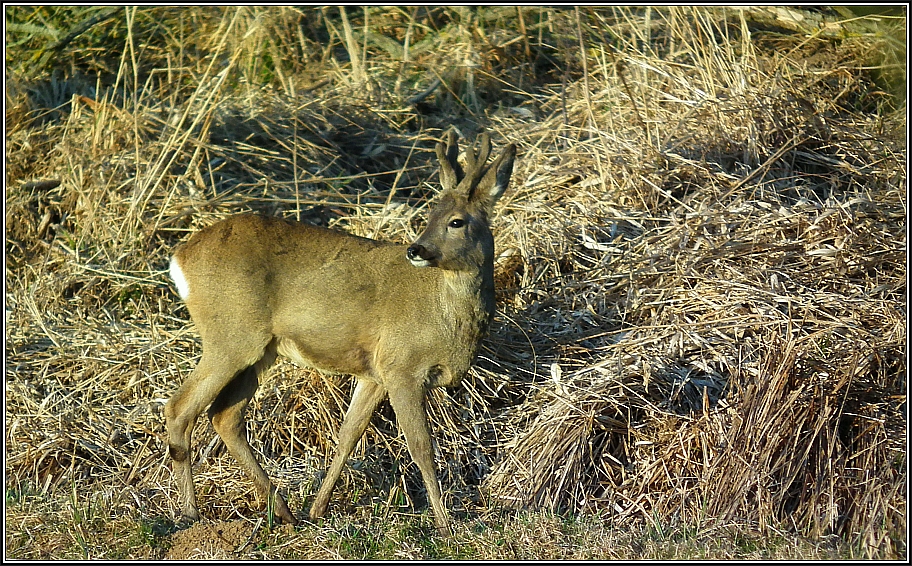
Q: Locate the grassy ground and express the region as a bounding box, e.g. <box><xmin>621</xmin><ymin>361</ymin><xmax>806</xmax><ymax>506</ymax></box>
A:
<box><xmin>5</xmin><ymin>6</ymin><xmax>906</xmax><ymax>559</ymax></box>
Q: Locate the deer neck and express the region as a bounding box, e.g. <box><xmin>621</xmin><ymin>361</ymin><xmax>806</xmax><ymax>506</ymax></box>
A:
<box><xmin>440</xmin><ymin>264</ymin><xmax>495</xmax><ymax>339</ymax></box>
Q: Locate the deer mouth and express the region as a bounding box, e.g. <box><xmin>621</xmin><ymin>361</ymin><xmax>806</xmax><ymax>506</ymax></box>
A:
<box><xmin>406</xmin><ymin>243</ymin><xmax>437</xmax><ymax>267</ymax></box>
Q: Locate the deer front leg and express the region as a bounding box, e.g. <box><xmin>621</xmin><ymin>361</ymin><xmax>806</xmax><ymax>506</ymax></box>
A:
<box><xmin>310</xmin><ymin>379</ymin><xmax>387</xmax><ymax>520</ymax></box>
<box><xmin>387</xmin><ymin>384</ymin><xmax>450</xmax><ymax>535</ymax></box>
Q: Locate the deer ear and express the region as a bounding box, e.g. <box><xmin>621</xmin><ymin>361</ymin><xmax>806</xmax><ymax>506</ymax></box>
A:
<box><xmin>436</xmin><ymin>141</ymin><xmax>457</xmax><ymax>192</ymax></box>
<box><xmin>474</xmin><ymin>133</ymin><xmax>492</xmax><ymax>169</ymax></box>
<box><xmin>475</xmin><ymin>143</ymin><xmax>516</xmax><ymax>205</ymax></box>
<box><xmin>436</xmin><ymin>129</ymin><xmax>464</xmax><ymax>193</ymax></box>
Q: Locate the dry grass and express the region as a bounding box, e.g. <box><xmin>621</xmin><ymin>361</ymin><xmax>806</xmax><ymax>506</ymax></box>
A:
<box><xmin>5</xmin><ymin>6</ymin><xmax>906</xmax><ymax>559</ymax></box>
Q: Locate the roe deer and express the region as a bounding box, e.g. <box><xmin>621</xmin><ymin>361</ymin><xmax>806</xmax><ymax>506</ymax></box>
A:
<box><xmin>164</xmin><ymin>130</ymin><xmax>516</xmax><ymax>534</ymax></box>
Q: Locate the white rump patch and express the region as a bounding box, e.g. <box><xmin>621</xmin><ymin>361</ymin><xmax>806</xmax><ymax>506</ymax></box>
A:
<box><xmin>169</xmin><ymin>256</ymin><xmax>190</xmax><ymax>300</ymax></box>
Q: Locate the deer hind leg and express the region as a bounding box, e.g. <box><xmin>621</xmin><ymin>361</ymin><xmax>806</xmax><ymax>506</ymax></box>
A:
<box><xmin>164</xmin><ymin>336</ymin><xmax>273</xmax><ymax>524</ymax></box>
<box><xmin>206</xmin><ymin>341</ymin><xmax>296</xmax><ymax>524</ymax></box>
<box><xmin>387</xmin><ymin>384</ymin><xmax>450</xmax><ymax>534</ymax></box>
<box><xmin>310</xmin><ymin>379</ymin><xmax>387</xmax><ymax>520</ymax></box>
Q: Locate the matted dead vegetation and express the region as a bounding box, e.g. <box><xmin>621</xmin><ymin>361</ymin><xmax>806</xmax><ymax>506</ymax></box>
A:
<box><xmin>5</xmin><ymin>6</ymin><xmax>906</xmax><ymax>559</ymax></box>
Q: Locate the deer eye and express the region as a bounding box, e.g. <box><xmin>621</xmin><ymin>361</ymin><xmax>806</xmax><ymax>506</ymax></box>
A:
<box><xmin>448</xmin><ymin>218</ymin><xmax>465</xmax><ymax>229</ymax></box>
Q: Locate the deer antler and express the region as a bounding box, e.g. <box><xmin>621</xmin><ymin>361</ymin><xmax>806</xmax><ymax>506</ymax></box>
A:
<box><xmin>461</xmin><ymin>133</ymin><xmax>492</xmax><ymax>190</ymax></box>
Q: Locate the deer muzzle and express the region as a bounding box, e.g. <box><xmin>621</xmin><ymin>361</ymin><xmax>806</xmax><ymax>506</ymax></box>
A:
<box><xmin>406</xmin><ymin>243</ymin><xmax>437</xmax><ymax>267</ymax></box>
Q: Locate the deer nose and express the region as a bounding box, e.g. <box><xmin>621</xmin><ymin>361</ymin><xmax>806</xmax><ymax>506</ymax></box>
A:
<box><xmin>406</xmin><ymin>244</ymin><xmax>424</xmax><ymax>261</ymax></box>
<box><xmin>407</xmin><ymin>243</ymin><xmax>437</xmax><ymax>267</ymax></box>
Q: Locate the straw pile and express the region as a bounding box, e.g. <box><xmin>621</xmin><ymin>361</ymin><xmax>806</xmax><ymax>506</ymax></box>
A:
<box><xmin>5</xmin><ymin>6</ymin><xmax>905</xmax><ymax>558</ymax></box>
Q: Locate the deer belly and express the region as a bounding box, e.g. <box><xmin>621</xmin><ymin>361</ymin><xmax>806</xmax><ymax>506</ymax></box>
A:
<box><xmin>276</xmin><ymin>337</ymin><xmax>373</xmax><ymax>378</ymax></box>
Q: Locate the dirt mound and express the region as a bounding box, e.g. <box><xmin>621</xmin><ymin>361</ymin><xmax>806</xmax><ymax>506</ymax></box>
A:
<box><xmin>167</xmin><ymin>520</ymin><xmax>258</xmax><ymax>560</ymax></box>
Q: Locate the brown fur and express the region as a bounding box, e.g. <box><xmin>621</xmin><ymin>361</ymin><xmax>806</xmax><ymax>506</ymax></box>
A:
<box><xmin>164</xmin><ymin>131</ymin><xmax>516</xmax><ymax>534</ymax></box>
